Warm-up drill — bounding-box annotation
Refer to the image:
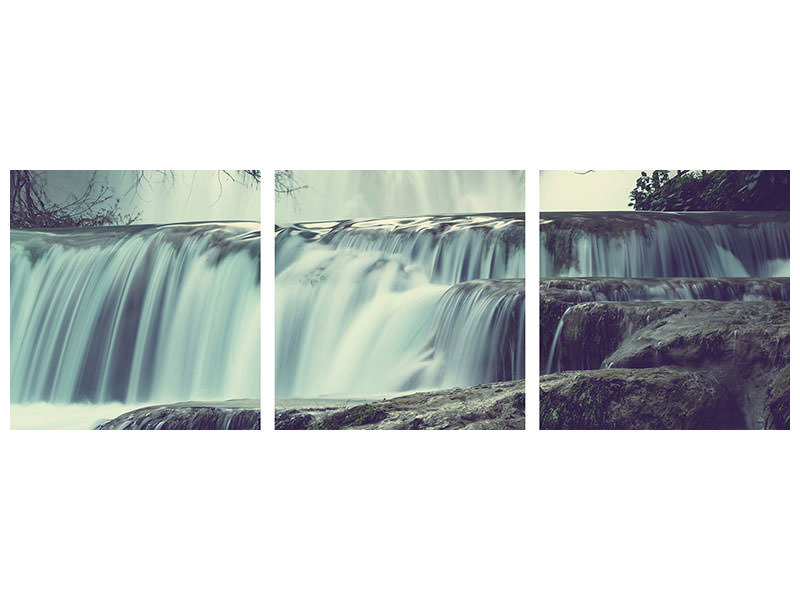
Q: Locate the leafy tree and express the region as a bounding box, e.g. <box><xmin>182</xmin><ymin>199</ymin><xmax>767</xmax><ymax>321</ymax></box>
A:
<box><xmin>628</xmin><ymin>170</ymin><xmax>789</xmax><ymax>211</ymax></box>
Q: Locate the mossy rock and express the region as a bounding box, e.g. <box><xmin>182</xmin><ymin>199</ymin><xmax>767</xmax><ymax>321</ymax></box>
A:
<box><xmin>540</xmin><ymin>368</ymin><xmax>744</xmax><ymax>430</ymax></box>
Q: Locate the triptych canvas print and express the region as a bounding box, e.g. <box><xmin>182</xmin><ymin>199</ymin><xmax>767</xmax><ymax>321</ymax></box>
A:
<box><xmin>8</xmin><ymin>169</ymin><xmax>790</xmax><ymax>430</ymax></box>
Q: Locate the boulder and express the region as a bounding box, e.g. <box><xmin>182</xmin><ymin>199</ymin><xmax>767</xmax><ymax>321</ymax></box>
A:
<box><xmin>542</xmin><ymin>300</ymin><xmax>789</xmax><ymax>429</ymax></box>
<box><xmin>540</xmin><ymin>279</ymin><xmax>789</xmax><ymax>372</ymax></box>
<box><xmin>540</xmin><ymin>367</ymin><xmax>742</xmax><ymax>429</ymax></box>
<box><xmin>96</xmin><ymin>399</ymin><xmax>260</xmax><ymax>430</ymax></box>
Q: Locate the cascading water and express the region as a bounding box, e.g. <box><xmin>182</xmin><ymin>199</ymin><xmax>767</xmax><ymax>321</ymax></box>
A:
<box><xmin>540</xmin><ymin>211</ymin><xmax>790</xmax><ymax>376</ymax></box>
<box><xmin>11</xmin><ymin>222</ymin><xmax>260</xmax><ymax>426</ymax></box>
<box><xmin>275</xmin><ymin>214</ymin><xmax>525</xmax><ymax>400</ymax></box>
<box><xmin>422</xmin><ymin>279</ymin><xmax>525</xmax><ymax>388</ymax></box>
<box><xmin>540</xmin><ymin>212</ymin><xmax>789</xmax><ymax>278</ymax></box>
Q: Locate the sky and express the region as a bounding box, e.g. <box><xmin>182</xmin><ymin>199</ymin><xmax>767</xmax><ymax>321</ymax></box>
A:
<box><xmin>539</xmin><ymin>170</ymin><xmax>641</xmax><ymax>211</ymax></box>
<box><xmin>276</xmin><ymin>170</ymin><xmax>525</xmax><ymax>223</ymax></box>
<box><xmin>39</xmin><ymin>170</ymin><xmax>261</xmax><ymax>224</ymax></box>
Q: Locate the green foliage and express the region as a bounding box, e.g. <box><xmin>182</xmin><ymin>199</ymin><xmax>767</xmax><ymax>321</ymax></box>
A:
<box><xmin>628</xmin><ymin>170</ymin><xmax>789</xmax><ymax>211</ymax></box>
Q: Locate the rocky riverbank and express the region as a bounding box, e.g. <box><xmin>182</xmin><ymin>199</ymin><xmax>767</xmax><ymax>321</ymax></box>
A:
<box><xmin>276</xmin><ymin>380</ymin><xmax>525</xmax><ymax>430</ymax></box>
<box><xmin>539</xmin><ymin>210</ymin><xmax>789</xmax><ymax>430</ymax></box>
<box><xmin>540</xmin><ymin>300</ymin><xmax>789</xmax><ymax>429</ymax></box>
<box><xmin>96</xmin><ymin>399</ymin><xmax>260</xmax><ymax>430</ymax></box>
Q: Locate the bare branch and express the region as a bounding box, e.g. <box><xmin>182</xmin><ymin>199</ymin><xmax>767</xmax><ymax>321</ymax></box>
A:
<box><xmin>275</xmin><ymin>170</ymin><xmax>306</xmax><ymax>197</ymax></box>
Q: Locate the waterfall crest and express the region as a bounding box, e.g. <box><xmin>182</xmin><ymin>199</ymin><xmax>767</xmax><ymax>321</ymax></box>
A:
<box><xmin>540</xmin><ymin>211</ymin><xmax>789</xmax><ymax>278</ymax></box>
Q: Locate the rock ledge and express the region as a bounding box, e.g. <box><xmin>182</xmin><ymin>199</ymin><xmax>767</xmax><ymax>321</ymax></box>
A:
<box><xmin>276</xmin><ymin>380</ymin><xmax>525</xmax><ymax>430</ymax></box>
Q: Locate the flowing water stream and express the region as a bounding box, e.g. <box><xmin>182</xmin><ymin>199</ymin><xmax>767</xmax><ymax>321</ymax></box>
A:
<box><xmin>541</xmin><ymin>211</ymin><xmax>789</xmax><ymax>278</ymax></box>
<box><xmin>275</xmin><ymin>214</ymin><xmax>525</xmax><ymax>400</ymax></box>
<box><xmin>10</xmin><ymin>222</ymin><xmax>261</xmax><ymax>428</ymax></box>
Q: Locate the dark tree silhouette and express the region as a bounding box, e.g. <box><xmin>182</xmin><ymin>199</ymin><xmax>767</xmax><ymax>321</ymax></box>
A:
<box><xmin>10</xmin><ymin>170</ymin><xmax>140</xmax><ymax>229</ymax></box>
<box><xmin>274</xmin><ymin>170</ymin><xmax>306</xmax><ymax>197</ymax></box>
<box><xmin>629</xmin><ymin>170</ymin><xmax>789</xmax><ymax>211</ymax></box>
<box><xmin>10</xmin><ymin>170</ymin><xmax>261</xmax><ymax>229</ymax></box>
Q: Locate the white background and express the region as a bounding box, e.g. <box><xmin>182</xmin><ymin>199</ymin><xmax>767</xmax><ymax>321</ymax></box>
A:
<box><xmin>1</xmin><ymin>1</ymin><xmax>798</xmax><ymax>599</ymax></box>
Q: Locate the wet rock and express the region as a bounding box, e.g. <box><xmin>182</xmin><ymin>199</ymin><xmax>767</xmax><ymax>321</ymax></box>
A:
<box><xmin>540</xmin><ymin>368</ymin><xmax>743</xmax><ymax>429</ymax></box>
<box><xmin>601</xmin><ymin>302</ymin><xmax>788</xmax><ymax>429</ymax></box>
<box><xmin>547</xmin><ymin>301</ymin><xmax>684</xmax><ymax>372</ymax></box>
<box><xmin>542</xmin><ymin>300</ymin><xmax>789</xmax><ymax>429</ymax></box>
<box><xmin>551</xmin><ymin>300</ymin><xmax>787</xmax><ymax>371</ymax></box>
<box><xmin>540</xmin><ymin>279</ymin><xmax>789</xmax><ymax>371</ymax></box>
<box><xmin>275</xmin><ymin>380</ymin><xmax>525</xmax><ymax>430</ymax></box>
<box><xmin>96</xmin><ymin>399</ymin><xmax>260</xmax><ymax>430</ymax></box>
<box><xmin>603</xmin><ymin>301</ymin><xmax>788</xmax><ymax>371</ymax></box>
<box><xmin>541</xmin><ymin>277</ymin><xmax>789</xmax><ymax>302</ymax></box>
<box><xmin>764</xmin><ymin>366</ymin><xmax>789</xmax><ymax>430</ymax></box>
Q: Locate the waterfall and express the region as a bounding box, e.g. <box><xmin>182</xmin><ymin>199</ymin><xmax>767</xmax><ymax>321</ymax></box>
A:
<box><xmin>275</xmin><ymin>214</ymin><xmax>525</xmax><ymax>398</ymax></box>
<box><xmin>540</xmin><ymin>211</ymin><xmax>789</xmax><ymax>278</ymax></box>
<box><xmin>11</xmin><ymin>222</ymin><xmax>261</xmax><ymax>408</ymax></box>
<box><xmin>545</xmin><ymin>312</ymin><xmax>567</xmax><ymax>374</ymax></box>
<box><xmin>540</xmin><ymin>211</ymin><xmax>790</xmax><ymax>377</ymax></box>
<box><xmin>425</xmin><ymin>280</ymin><xmax>525</xmax><ymax>388</ymax></box>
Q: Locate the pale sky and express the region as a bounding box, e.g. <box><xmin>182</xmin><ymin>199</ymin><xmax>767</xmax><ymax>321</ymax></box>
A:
<box><xmin>540</xmin><ymin>170</ymin><xmax>641</xmax><ymax>211</ymax></box>
<box><xmin>276</xmin><ymin>170</ymin><xmax>524</xmax><ymax>223</ymax></box>
<box><xmin>39</xmin><ymin>170</ymin><xmax>260</xmax><ymax>224</ymax></box>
